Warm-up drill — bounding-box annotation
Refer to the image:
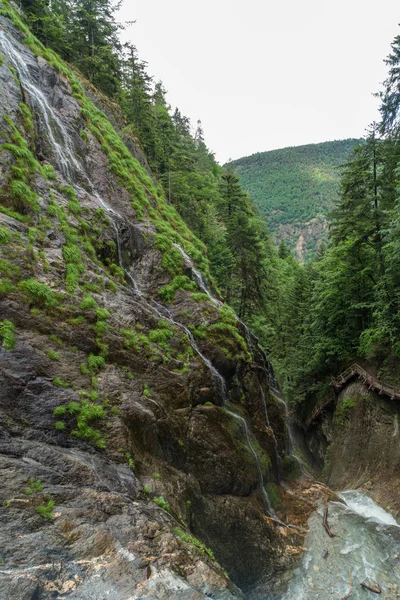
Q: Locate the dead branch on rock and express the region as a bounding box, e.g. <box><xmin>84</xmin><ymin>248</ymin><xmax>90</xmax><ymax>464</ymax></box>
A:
<box><xmin>322</xmin><ymin>505</ymin><xmax>336</xmax><ymax>538</ymax></box>
<box><xmin>360</xmin><ymin>581</ymin><xmax>382</xmax><ymax>594</ymax></box>
<box><xmin>340</xmin><ymin>573</ymin><xmax>353</xmax><ymax>600</ymax></box>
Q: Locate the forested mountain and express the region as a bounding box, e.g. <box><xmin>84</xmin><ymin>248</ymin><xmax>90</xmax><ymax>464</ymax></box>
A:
<box><xmin>229</xmin><ymin>140</ymin><xmax>360</xmax><ymax>259</ymax></box>
<box><xmin>270</xmin><ymin>130</ymin><xmax>400</xmax><ymax>418</ymax></box>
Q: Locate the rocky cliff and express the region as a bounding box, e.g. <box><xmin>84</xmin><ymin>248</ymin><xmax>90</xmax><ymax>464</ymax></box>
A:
<box><xmin>0</xmin><ymin>4</ymin><xmax>338</xmax><ymax>598</ymax></box>
<box><xmin>307</xmin><ymin>379</ymin><xmax>400</xmax><ymax>520</ymax></box>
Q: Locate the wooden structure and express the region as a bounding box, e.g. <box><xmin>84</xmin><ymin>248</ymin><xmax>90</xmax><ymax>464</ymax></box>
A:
<box><xmin>307</xmin><ymin>363</ymin><xmax>400</xmax><ymax>429</ymax></box>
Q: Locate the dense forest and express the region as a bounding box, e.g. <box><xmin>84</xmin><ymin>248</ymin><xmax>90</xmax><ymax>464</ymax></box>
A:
<box><xmin>229</xmin><ymin>140</ymin><xmax>359</xmax><ymax>258</ymax></box>
<box><xmin>13</xmin><ymin>0</ymin><xmax>400</xmax><ymax>422</ymax></box>
<box><xmin>269</xmin><ymin>121</ymin><xmax>400</xmax><ymax>418</ymax></box>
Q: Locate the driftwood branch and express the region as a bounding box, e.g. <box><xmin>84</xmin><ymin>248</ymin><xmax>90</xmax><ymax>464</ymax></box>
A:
<box><xmin>360</xmin><ymin>581</ymin><xmax>382</xmax><ymax>594</ymax></box>
<box><xmin>340</xmin><ymin>573</ymin><xmax>353</xmax><ymax>600</ymax></box>
<box><xmin>322</xmin><ymin>505</ymin><xmax>336</xmax><ymax>538</ymax></box>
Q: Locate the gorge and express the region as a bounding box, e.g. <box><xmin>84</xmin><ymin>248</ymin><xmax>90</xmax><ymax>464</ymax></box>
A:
<box><xmin>0</xmin><ymin>2</ymin><xmax>399</xmax><ymax>599</ymax></box>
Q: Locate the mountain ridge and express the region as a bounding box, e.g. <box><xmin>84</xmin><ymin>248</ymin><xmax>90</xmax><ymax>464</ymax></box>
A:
<box><xmin>229</xmin><ymin>138</ymin><xmax>360</xmax><ymax>259</ymax></box>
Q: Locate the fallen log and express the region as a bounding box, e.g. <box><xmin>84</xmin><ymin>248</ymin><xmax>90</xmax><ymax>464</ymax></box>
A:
<box><xmin>360</xmin><ymin>581</ymin><xmax>382</xmax><ymax>594</ymax></box>
<box><xmin>322</xmin><ymin>505</ymin><xmax>336</xmax><ymax>538</ymax></box>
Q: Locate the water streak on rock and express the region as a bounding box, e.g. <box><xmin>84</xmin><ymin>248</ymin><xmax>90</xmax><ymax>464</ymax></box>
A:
<box><xmin>0</xmin><ymin>31</ymin><xmax>81</xmax><ymax>177</ymax></box>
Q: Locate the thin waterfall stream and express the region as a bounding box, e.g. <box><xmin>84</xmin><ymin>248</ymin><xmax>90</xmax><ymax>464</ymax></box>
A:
<box><xmin>173</xmin><ymin>244</ymin><xmax>288</xmax><ymax>516</ymax></box>
<box><xmin>264</xmin><ymin>358</ymin><xmax>312</xmax><ymax>478</ymax></box>
<box><xmin>173</xmin><ymin>243</ymin><xmax>222</xmax><ymax>307</ymax></box>
<box><xmin>258</xmin><ymin>383</ymin><xmax>283</xmax><ymax>481</ymax></box>
<box><xmin>0</xmin><ymin>30</ymin><xmax>232</xmax><ymax>404</ymax></box>
<box><xmin>225</xmin><ymin>408</ymin><xmax>277</xmax><ymax>518</ymax></box>
<box><xmin>0</xmin><ymin>31</ymin><xmax>82</xmax><ymax>178</ymax></box>
<box><xmin>4</xmin><ymin>20</ymin><xmax>400</xmax><ymax>600</ymax></box>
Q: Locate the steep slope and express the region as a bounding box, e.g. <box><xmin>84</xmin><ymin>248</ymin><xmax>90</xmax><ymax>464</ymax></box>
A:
<box><xmin>229</xmin><ymin>139</ymin><xmax>360</xmax><ymax>259</ymax></box>
<box><xmin>307</xmin><ymin>377</ymin><xmax>400</xmax><ymax>520</ymax></box>
<box><xmin>0</xmin><ymin>4</ymin><xmax>340</xmax><ymax>599</ymax></box>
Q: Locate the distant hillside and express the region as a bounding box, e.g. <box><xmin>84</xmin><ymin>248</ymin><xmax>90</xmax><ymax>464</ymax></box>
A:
<box><xmin>229</xmin><ymin>139</ymin><xmax>360</xmax><ymax>260</ymax></box>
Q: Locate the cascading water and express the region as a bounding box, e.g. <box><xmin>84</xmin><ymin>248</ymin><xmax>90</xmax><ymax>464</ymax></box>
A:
<box><xmin>0</xmin><ymin>28</ymin><xmax>230</xmax><ymax>407</ymax></box>
<box><xmin>172</xmin><ymin>243</ymin><xmax>286</xmax><ymax>513</ymax></box>
<box><xmin>1</xmin><ymin>28</ymin><xmax>284</xmax><ymax>519</ymax></box>
<box><xmin>282</xmin><ymin>490</ymin><xmax>400</xmax><ymax>599</ymax></box>
<box><xmin>258</xmin><ymin>383</ymin><xmax>283</xmax><ymax>480</ymax></box>
<box><xmin>173</xmin><ymin>243</ymin><xmax>222</xmax><ymax>307</ymax></box>
<box><xmin>0</xmin><ymin>31</ymin><xmax>82</xmax><ymax>178</ymax></box>
<box><xmin>176</xmin><ymin>323</ymin><xmax>227</xmax><ymax>402</ymax></box>
<box><xmin>266</xmin><ymin>362</ymin><xmax>310</xmax><ymax>477</ymax></box>
<box><xmin>225</xmin><ymin>408</ymin><xmax>277</xmax><ymax>518</ymax></box>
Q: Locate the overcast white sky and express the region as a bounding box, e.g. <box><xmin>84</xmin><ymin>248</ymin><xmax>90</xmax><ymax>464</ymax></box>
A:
<box><xmin>118</xmin><ymin>0</ymin><xmax>400</xmax><ymax>164</ymax></box>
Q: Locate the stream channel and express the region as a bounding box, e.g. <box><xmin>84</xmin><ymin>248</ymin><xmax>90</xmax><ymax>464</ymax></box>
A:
<box><xmin>278</xmin><ymin>490</ymin><xmax>400</xmax><ymax>600</ymax></box>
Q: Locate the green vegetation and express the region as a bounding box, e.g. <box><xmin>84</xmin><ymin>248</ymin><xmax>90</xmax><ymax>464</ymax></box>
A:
<box><xmin>143</xmin><ymin>385</ymin><xmax>152</xmax><ymax>398</ymax></box>
<box><xmin>335</xmin><ymin>397</ymin><xmax>357</xmax><ymax>425</ymax></box>
<box><xmin>158</xmin><ymin>276</ymin><xmax>196</xmax><ymax>303</ymax></box>
<box><xmin>0</xmin><ymin>226</ymin><xmax>13</xmax><ymax>245</ymax></box>
<box><xmin>154</xmin><ymin>495</ymin><xmax>170</xmax><ymax>511</ymax></box>
<box><xmin>230</xmin><ymin>140</ymin><xmax>359</xmax><ymax>257</ymax></box>
<box><xmin>3</xmin><ymin>0</ymin><xmax>277</xmax><ymax>334</ymax></box>
<box><xmin>125</xmin><ymin>452</ymin><xmax>135</xmax><ymax>469</ymax></box>
<box><xmin>0</xmin><ymin>319</ymin><xmax>16</xmax><ymax>350</ymax></box>
<box><xmin>18</xmin><ymin>279</ymin><xmax>58</xmax><ymax>308</ymax></box>
<box><xmin>174</xmin><ymin>528</ymin><xmax>216</xmax><ymax>562</ymax></box>
<box><xmin>25</xmin><ymin>478</ymin><xmax>43</xmax><ymax>495</ymax></box>
<box><xmin>268</xmin><ymin>118</ymin><xmax>400</xmax><ymax>416</ymax></box>
<box><xmin>265</xmin><ymin>482</ymin><xmax>281</xmax><ymax>508</ymax></box>
<box><xmin>87</xmin><ymin>354</ymin><xmax>105</xmax><ymax>372</ymax></box>
<box><xmin>53</xmin><ymin>399</ymin><xmax>106</xmax><ymax>448</ymax></box>
<box><xmin>7</xmin><ymin>0</ymin><xmax>400</xmax><ymax>493</ymax></box>
<box><xmin>35</xmin><ymin>498</ymin><xmax>55</xmax><ymax>519</ymax></box>
<box><xmin>21</xmin><ymin>476</ymin><xmax>55</xmax><ymax>519</ymax></box>
<box><xmin>53</xmin><ymin>377</ymin><xmax>70</xmax><ymax>388</ymax></box>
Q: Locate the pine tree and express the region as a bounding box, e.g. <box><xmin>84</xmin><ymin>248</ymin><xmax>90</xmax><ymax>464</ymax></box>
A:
<box><xmin>68</xmin><ymin>0</ymin><xmax>122</xmax><ymax>96</ymax></box>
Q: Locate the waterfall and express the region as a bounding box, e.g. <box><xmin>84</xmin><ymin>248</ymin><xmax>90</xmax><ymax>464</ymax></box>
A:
<box><xmin>154</xmin><ymin>302</ymin><xmax>227</xmax><ymax>403</ymax></box>
<box><xmin>0</xmin><ymin>31</ymin><xmax>82</xmax><ymax>178</ymax></box>
<box><xmin>0</xmin><ymin>29</ymin><xmax>229</xmax><ymax>405</ymax></box>
<box><xmin>1</xmin><ymin>28</ymin><xmax>284</xmax><ymax>514</ymax></box>
<box><xmin>270</xmin><ymin>387</ymin><xmax>309</xmax><ymax>477</ymax></box>
<box><xmin>172</xmin><ymin>243</ymin><xmax>221</xmax><ymax>307</ymax></box>
<box><xmin>258</xmin><ymin>383</ymin><xmax>283</xmax><ymax>480</ymax></box>
<box><xmin>225</xmin><ymin>409</ymin><xmax>277</xmax><ymax>518</ymax></box>
<box><xmin>172</xmin><ymin>243</ymin><xmax>286</xmax><ymax>509</ymax></box>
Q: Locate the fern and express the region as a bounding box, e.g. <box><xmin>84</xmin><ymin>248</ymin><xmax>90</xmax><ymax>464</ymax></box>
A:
<box><xmin>19</xmin><ymin>279</ymin><xmax>58</xmax><ymax>307</ymax></box>
<box><xmin>0</xmin><ymin>320</ymin><xmax>16</xmax><ymax>350</ymax></box>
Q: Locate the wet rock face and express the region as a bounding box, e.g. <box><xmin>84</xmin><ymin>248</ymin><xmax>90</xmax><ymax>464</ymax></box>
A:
<box><xmin>0</xmin><ymin>435</ymin><xmax>239</xmax><ymax>600</ymax></box>
<box><xmin>309</xmin><ymin>380</ymin><xmax>400</xmax><ymax>518</ymax></box>
<box><xmin>0</xmin><ymin>9</ymin><xmax>305</xmax><ymax>599</ymax></box>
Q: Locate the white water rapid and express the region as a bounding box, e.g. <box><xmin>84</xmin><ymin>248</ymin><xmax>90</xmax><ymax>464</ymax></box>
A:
<box><xmin>282</xmin><ymin>490</ymin><xmax>400</xmax><ymax>600</ymax></box>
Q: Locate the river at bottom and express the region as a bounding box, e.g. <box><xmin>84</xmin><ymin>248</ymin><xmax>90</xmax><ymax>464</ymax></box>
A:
<box><xmin>280</xmin><ymin>490</ymin><xmax>400</xmax><ymax>600</ymax></box>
